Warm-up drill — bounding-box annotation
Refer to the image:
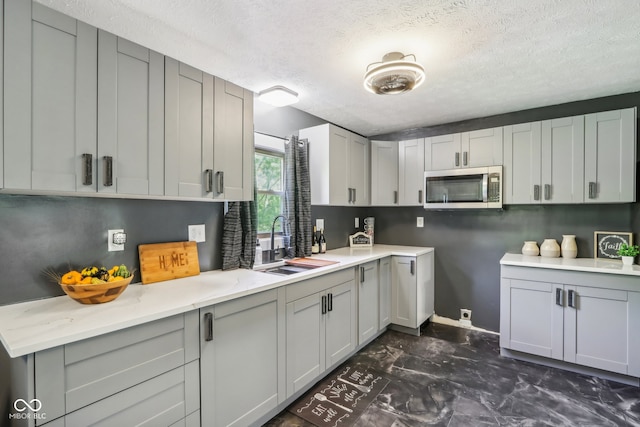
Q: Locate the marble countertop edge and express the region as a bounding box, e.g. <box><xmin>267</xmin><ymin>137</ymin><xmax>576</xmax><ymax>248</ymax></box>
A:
<box><xmin>500</xmin><ymin>253</ymin><xmax>640</xmax><ymax>276</ymax></box>
<box><xmin>0</xmin><ymin>245</ymin><xmax>433</xmax><ymax>358</ymax></box>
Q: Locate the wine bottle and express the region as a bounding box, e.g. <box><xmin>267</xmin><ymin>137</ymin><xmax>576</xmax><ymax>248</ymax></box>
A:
<box><xmin>312</xmin><ymin>226</ymin><xmax>319</xmax><ymax>254</ymax></box>
<box><xmin>319</xmin><ymin>229</ymin><xmax>326</xmax><ymax>254</ymax></box>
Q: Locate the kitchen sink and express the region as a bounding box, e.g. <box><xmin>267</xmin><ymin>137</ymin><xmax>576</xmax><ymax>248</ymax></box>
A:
<box><xmin>260</xmin><ymin>264</ymin><xmax>320</xmax><ymax>276</ymax></box>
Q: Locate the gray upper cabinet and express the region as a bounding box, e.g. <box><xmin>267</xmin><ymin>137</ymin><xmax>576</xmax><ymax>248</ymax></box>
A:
<box><xmin>213</xmin><ymin>78</ymin><xmax>254</xmax><ymax>201</ymax></box>
<box><xmin>371</xmin><ymin>140</ymin><xmax>399</xmax><ymax>205</ymax></box>
<box><xmin>98</xmin><ymin>31</ymin><xmax>165</xmax><ymax>196</ymax></box>
<box><xmin>424</xmin><ymin>128</ymin><xmax>502</xmax><ymax>171</ymax></box>
<box><xmin>165</xmin><ymin>58</ymin><xmax>214</xmax><ymax>198</ymax></box>
<box><xmin>4</xmin><ymin>0</ymin><xmax>97</xmax><ymax>192</ymax></box>
<box><xmin>301</xmin><ymin>123</ymin><xmax>369</xmax><ymax>206</ymax></box>
<box><xmin>503</xmin><ymin>122</ymin><xmax>542</xmax><ymax>204</ymax></box>
<box><xmin>398</xmin><ymin>138</ymin><xmax>425</xmax><ymax>206</ymax></box>
<box><xmin>584</xmin><ymin>107</ymin><xmax>636</xmax><ymax>203</ymax></box>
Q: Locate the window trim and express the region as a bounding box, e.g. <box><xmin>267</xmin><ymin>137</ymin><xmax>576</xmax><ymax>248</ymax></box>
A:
<box><xmin>255</xmin><ymin>147</ymin><xmax>285</xmax><ymax>237</ymax></box>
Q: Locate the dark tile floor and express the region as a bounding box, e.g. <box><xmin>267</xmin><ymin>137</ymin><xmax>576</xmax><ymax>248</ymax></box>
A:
<box><xmin>265</xmin><ymin>322</ymin><xmax>640</xmax><ymax>426</ymax></box>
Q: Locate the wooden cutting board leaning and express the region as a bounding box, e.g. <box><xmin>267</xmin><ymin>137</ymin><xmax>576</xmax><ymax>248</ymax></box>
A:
<box><xmin>138</xmin><ymin>241</ymin><xmax>200</xmax><ymax>284</ymax></box>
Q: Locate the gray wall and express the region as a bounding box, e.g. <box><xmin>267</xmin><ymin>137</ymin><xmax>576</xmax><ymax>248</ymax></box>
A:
<box><xmin>0</xmin><ymin>195</ymin><xmax>224</xmax><ymax>305</ymax></box>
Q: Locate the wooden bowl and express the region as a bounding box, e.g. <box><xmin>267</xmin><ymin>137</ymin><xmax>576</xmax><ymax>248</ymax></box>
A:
<box><xmin>60</xmin><ymin>276</ymin><xmax>133</xmax><ymax>304</ymax></box>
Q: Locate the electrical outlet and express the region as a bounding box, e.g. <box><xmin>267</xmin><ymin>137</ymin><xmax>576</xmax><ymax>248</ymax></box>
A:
<box><xmin>316</xmin><ymin>218</ymin><xmax>325</xmax><ymax>231</ymax></box>
<box><xmin>108</xmin><ymin>229</ymin><xmax>125</xmax><ymax>252</ymax></box>
<box><xmin>460</xmin><ymin>309</ymin><xmax>472</xmax><ymax>327</ymax></box>
<box><xmin>417</xmin><ymin>217</ymin><xmax>424</xmax><ymax>227</ymax></box>
<box><xmin>355</xmin><ymin>217</ymin><xmax>359</xmax><ymax>228</ymax></box>
<box><xmin>188</xmin><ymin>224</ymin><xmax>206</xmax><ymax>243</ymax></box>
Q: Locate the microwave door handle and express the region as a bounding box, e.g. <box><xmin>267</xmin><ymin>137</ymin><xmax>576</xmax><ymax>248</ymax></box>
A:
<box><xmin>482</xmin><ymin>173</ymin><xmax>489</xmax><ymax>202</ymax></box>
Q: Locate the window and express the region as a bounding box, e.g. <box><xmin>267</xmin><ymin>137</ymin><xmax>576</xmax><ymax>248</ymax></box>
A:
<box><xmin>255</xmin><ymin>148</ymin><xmax>285</xmax><ymax>234</ymax></box>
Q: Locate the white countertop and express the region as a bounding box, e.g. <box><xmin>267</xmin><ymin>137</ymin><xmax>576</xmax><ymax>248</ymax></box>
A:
<box><xmin>0</xmin><ymin>245</ymin><xmax>432</xmax><ymax>358</ymax></box>
<box><xmin>500</xmin><ymin>253</ymin><xmax>640</xmax><ymax>276</ymax></box>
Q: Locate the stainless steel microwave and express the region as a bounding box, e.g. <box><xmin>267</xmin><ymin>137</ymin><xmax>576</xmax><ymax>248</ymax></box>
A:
<box><xmin>423</xmin><ymin>166</ymin><xmax>502</xmax><ymax>209</ymax></box>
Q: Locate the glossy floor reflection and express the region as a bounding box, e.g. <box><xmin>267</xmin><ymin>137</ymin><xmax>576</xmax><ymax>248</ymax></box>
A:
<box><xmin>265</xmin><ymin>322</ymin><xmax>640</xmax><ymax>426</ymax></box>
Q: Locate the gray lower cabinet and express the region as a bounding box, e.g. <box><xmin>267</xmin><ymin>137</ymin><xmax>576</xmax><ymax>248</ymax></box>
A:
<box><xmin>285</xmin><ymin>269</ymin><xmax>357</xmax><ymax>397</ymax></box>
<box><xmin>500</xmin><ymin>265</ymin><xmax>640</xmax><ymax>378</ymax></box>
<box><xmin>378</xmin><ymin>257</ymin><xmax>392</xmax><ymax>329</ymax></box>
<box><xmin>5</xmin><ymin>311</ymin><xmax>201</xmax><ymax>427</ymax></box>
<box><xmin>4</xmin><ymin>0</ymin><xmax>97</xmax><ymax>192</ymax></box>
<box><xmin>357</xmin><ymin>261</ymin><xmax>379</xmax><ymax>345</ymax></box>
<box><xmin>200</xmin><ymin>289</ymin><xmax>285</xmax><ymax>427</ymax></box>
<box><xmin>391</xmin><ymin>253</ymin><xmax>435</xmax><ymax>332</ymax></box>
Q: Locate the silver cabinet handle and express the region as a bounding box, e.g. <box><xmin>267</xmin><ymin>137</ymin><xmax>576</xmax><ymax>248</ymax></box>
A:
<box><xmin>82</xmin><ymin>153</ymin><xmax>93</xmax><ymax>186</ymax></box>
<box><xmin>204</xmin><ymin>312</ymin><xmax>213</xmax><ymax>341</ymax></box>
<box><xmin>103</xmin><ymin>156</ymin><xmax>113</xmax><ymax>187</ymax></box>
<box><xmin>393</xmin><ymin>190</ymin><xmax>398</xmax><ymax>204</ymax></box>
<box><xmin>353</xmin><ymin>188</ymin><xmax>356</xmax><ymax>203</ymax></box>
<box><xmin>533</xmin><ymin>184</ymin><xmax>540</xmax><ymax>201</ymax></box>
<box><xmin>216</xmin><ymin>171</ymin><xmax>224</xmax><ymax>194</ymax></box>
<box><xmin>418</xmin><ymin>190</ymin><xmax>423</xmax><ymax>204</ymax></box>
<box><xmin>568</xmin><ymin>290</ymin><xmax>576</xmax><ymax>308</ymax></box>
<box><xmin>204</xmin><ymin>169</ymin><xmax>213</xmax><ymax>193</ymax></box>
<box><xmin>322</xmin><ymin>295</ymin><xmax>327</xmax><ymax>314</ymax></box>
<box><xmin>463</xmin><ymin>151</ymin><xmax>468</xmax><ymax>166</ymax></box>
<box><xmin>410</xmin><ymin>260</ymin><xmax>415</xmax><ymax>275</ymax></box>
<box><xmin>544</xmin><ymin>184</ymin><xmax>551</xmax><ymax>200</ymax></box>
<box><xmin>348</xmin><ymin>188</ymin><xmax>352</xmax><ymax>203</ymax></box>
<box><xmin>455</xmin><ymin>152</ymin><xmax>460</xmax><ymax>167</ymax></box>
<box><xmin>328</xmin><ymin>293</ymin><xmax>333</xmax><ymax>312</ymax></box>
<box><xmin>555</xmin><ymin>288</ymin><xmax>564</xmax><ymax>306</ymax></box>
<box><xmin>360</xmin><ymin>266</ymin><xmax>365</xmax><ymax>283</ymax></box>
<box><xmin>588</xmin><ymin>182</ymin><xmax>597</xmax><ymax>199</ymax></box>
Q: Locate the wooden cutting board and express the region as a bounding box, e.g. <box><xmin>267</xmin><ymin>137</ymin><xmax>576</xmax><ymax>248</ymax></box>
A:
<box><xmin>285</xmin><ymin>257</ymin><xmax>339</xmax><ymax>268</ymax></box>
<box><xmin>138</xmin><ymin>241</ymin><xmax>200</xmax><ymax>284</ymax></box>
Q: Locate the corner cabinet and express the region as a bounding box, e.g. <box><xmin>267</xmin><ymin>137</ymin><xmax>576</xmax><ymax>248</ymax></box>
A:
<box><xmin>285</xmin><ymin>268</ymin><xmax>357</xmax><ymax>397</ymax></box>
<box><xmin>200</xmin><ymin>289</ymin><xmax>285</xmax><ymax>427</ymax></box>
<box><xmin>391</xmin><ymin>252</ymin><xmax>435</xmax><ymax>334</ymax></box>
<box><xmin>500</xmin><ymin>264</ymin><xmax>640</xmax><ymax>382</ymax></box>
<box><xmin>300</xmin><ymin>123</ymin><xmax>369</xmax><ymax>206</ymax></box>
<box><xmin>4</xmin><ymin>0</ymin><xmax>97</xmax><ymax>193</ymax></box>
<box><xmin>212</xmin><ymin>78</ymin><xmax>254</xmax><ymax>201</ymax></box>
<box><xmin>357</xmin><ymin>261</ymin><xmax>379</xmax><ymax>345</ymax></box>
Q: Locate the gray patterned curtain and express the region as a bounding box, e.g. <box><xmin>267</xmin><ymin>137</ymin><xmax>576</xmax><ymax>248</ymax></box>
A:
<box><xmin>284</xmin><ymin>135</ymin><xmax>312</xmax><ymax>257</ymax></box>
<box><xmin>221</xmin><ymin>184</ymin><xmax>258</xmax><ymax>270</ymax></box>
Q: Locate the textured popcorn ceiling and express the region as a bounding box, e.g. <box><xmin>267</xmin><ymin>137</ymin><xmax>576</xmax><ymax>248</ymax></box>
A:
<box><xmin>37</xmin><ymin>0</ymin><xmax>640</xmax><ymax>136</ymax></box>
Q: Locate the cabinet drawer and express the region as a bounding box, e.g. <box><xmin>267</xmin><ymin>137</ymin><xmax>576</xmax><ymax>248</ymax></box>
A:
<box><xmin>285</xmin><ymin>268</ymin><xmax>355</xmax><ymax>302</ymax></box>
<box><xmin>35</xmin><ymin>311</ymin><xmax>199</xmax><ymax>420</ymax></box>
<box><xmin>65</xmin><ymin>360</ymin><xmax>200</xmax><ymax>427</ymax></box>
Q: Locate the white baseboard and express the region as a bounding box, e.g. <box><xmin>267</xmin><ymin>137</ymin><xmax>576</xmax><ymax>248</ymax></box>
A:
<box><xmin>431</xmin><ymin>314</ymin><xmax>499</xmax><ymax>335</ymax></box>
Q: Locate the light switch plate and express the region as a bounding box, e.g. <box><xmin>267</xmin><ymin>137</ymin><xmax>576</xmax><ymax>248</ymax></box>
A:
<box><xmin>355</xmin><ymin>217</ymin><xmax>359</xmax><ymax>228</ymax></box>
<box><xmin>188</xmin><ymin>224</ymin><xmax>206</xmax><ymax>243</ymax></box>
<box><xmin>417</xmin><ymin>217</ymin><xmax>424</xmax><ymax>228</ymax></box>
<box><xmin>316</xmin><ymin>218</ymin><xmax>325</xmax><ymax>231</ymax></box>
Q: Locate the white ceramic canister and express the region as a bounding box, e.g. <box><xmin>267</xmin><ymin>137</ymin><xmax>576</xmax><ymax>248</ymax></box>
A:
<box><xmin>561</xmin><ymin>235</ymin><xmax>578</xmax><ymax>259</ymax></box>
<box><xmin>521</xmin><ymin>241</ymin><xmax>540</xmax><ymax>256</ymax></box>
<box><xmin>540</xmin><ymin>238</ymin><xmax>561</xmax><ymax>258</ymax></box>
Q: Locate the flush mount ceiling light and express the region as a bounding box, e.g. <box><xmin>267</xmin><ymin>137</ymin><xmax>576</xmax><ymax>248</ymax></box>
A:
<box><xmin>364</xmin><ymin>52</ymin><xmax>425</xmax><ymax>95</ymax></box>
<box><xmin>257</xmin><ymin>85</ymin><xmax>299</xmax><ymax>107</ymax></box>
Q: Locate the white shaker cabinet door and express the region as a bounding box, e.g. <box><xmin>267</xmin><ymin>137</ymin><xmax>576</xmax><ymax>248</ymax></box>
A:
<box><xmin>540</xmin><ymin>116</ymin><xmax>584</xmax><ymax>204</ymax></box>
<box><xmin>424</xmin><ymin>133</ymin><xmax>460</xmax><ymax>171</ymax></box>
<box><xmin>357</xmin><ymin>261</ymin><xmax>379</xmax><ymax>345</ymax></box>
<box><xmin>503</xmin><ymin>122</ymin><xmax>542</xmax><ymax>204</ymax></box>
<box><xmin>349</xmin><ymin>133</ymin><xmax>370</xmax><ymax>206</ymax></box>
<box><xmin>379</xmin><ymin>257</ymin><xmax>392</xmax><ymax>329</ymax></box>
<box><xmin>98</xmin><ymin>31</ymin><xmax>165</xmax><ymax>196</ymax></box>
<box><xmin>325</xmin><ymin>280</ymin><xmax>357</xmax><ymax>368</ymax></box>
<box><xmin>213</xmin><ymin>77</ymin><xmax>254</xmax><ymax>201</ymax></box>
<box><xmin>371</xmin><ymin>140</ymin><xmax>399</xmax><ymax>205</ymax></box>
<box><xmin>398</xmin><ymin>138</ymin><xmax>425</xmax><ymax>205</ymax></box>
<box><xmin>584</xmin><ymin>107</ymin><xmax>636</xmax><ymax>203</ymax></box>
<box><xmin>165</xmin><ymin>58</ymin><xmax>214</xmax><ymax>198</ymax></box>
<box><xmin>4</xmin><ymin>1</ymin><xmax>97</xmax><ymax>192</ymax></box>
